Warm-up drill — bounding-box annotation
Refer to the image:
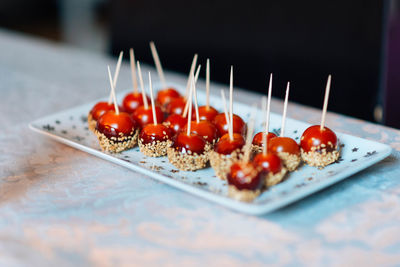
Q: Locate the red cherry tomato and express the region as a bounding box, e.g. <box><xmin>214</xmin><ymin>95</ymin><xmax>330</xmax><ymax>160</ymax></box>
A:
<box><xmin>96</xmin><ymin>111</ymin><xmax>137</xmax><ymax>139</ymax></box>
<box><xmin>252</xmin><ymin>132</ymin><xmax>277</xmax><ymax>148</ymax></box>
<box><xmin>227</xmin><ymin>162</ymin><xmax>263</xmax><ymax>190</ymax></box>
<box><xmin>133</xmin><ymin>105</ymin><xmax>164</xmax><ymax>128</ymax></box>
<box><xmin>182</xmin><ymin>120</ymin><xmax>218</xmax><ymax>144</ymax></box>
<box><xmin>172</xmin><ymin>132</ymin><xmax>206</xmax><ymax>154</ymax></box>
<box><xmin>122</xmin><ymin>92</ymin><xmax>150</xmax><ymax>114</ymax></box>
<box><xmin>214</xmin><ymin>133</ymin><xmax>245</xmax><ymax>155</ymax></box>
<box><xmin>268</xmin><ymin>137</ymin><xmax>300</xmax><ymax>156</ymax></box>
<box><xmin>139</xmin><ymin>123</ymin><xmax>172</xmax><ymax>145</ymax></box>
<box><xmin>300</xmin><ymin>125</ymin><xmax>338</xmax><ymax>152</ymax></box>
<box><xmin>253</xmin><ymin>153</ymin><xmax>283</xmax><ymax>174</ymax></box>
<box><xmin>166</xmin><ymin>96</ymin><xmax>186</xmax><ymax>115</ymax></box>
<box><xmin>219</xmin><ymin>132</ymin><xmax>243</xmax><ymax>142</ymax></box>
<box><xmin>164</xmin><ymin>114</ymin><xmax>187</xmax><ymax>135</ymax></box>
<box><xmin>213</xmin><ymin>113</ymin><xmax>246</xmax><ymax>137</ymax></box>
<box><xmin>90</xmin><ymin>102</ymin><xmax>117</xmax><ymax>121</ymax></box>
<box><xmin>198</xmin><ymin>106</ymin><xmax>219</xmax><ymax>121</ymax></box>
<box><xmin>156</xmin><ymin>88</ymin><xmax>180</xmax><ymax>107</ymax></box>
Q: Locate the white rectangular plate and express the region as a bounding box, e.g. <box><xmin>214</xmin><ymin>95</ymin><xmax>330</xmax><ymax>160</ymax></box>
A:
<box><xmin>29</xmin><ymin>83</ymin><xmax>392</xmax><ymax>215</ymax></box>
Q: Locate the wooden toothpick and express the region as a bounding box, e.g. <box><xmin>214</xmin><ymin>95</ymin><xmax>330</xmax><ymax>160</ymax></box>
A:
<box><xmin>194</xmin><ymin>64</ymin><xmax>201</xmax><ymax>82</ymax></box>
<box><xmin>264</xmin><ymin>73</ymin><xmax>273</xmax><ymax>154</ymax></box>
<box><xmin>148</xmin><ymin>72</ymin><xmax>157</xmax><ymax>125</ymax></box>
<box><xmin>320</xmin><ymin>75</ymin><xmax>332</xmax><ymax>131</ymax></box>
<box><xmin>114</xmin><ymin>51</ymin><xmax>124</xmax><ymax>88</ymax></box>
<box><xmin>221</xmin><ymin>90</ymin><xmax>233</xmax><ymax>141</ymax></box>
<box><xmin>136</xmin><ymin>61</ymin><xmax>148</xmax><ymax>109</ymax></box>
<box><xmin>149</xmin><ymin>41</ymin><xmax>167</xmax><ymax>88</ymax></box>
<box><xmin>192</xmin><ymin>72</ymin><xmax>200</xmax><ymax>123</ymax></box>
<box><xmin>182</xmin><ymin>97</ymin><xmax>190</xmax><ymax>118</ymax></box>
<box><xmin>108</xmin><ymin>51</ymin><xmax>123</xmax><ymax>104</ymax></box>
<box><xmin>182</xmin><ymin>65</ymin><xmax>201</xmax><ymax>118</ymax></box>
<box><xmin>130</xmin><ymin>48</ymin><xmax>138</xmax><ymax>94</ymax></box>
<box><xmin>280</xmin><ymin>82</ymin><xmax>290</xmax><ymax>137</ymax></box>
<box><xmin>187</xmin><ymin>78</ymin><xmax>194</xmax><ymax>135</ymax></box>
<box><xmin>262</xmin><ymin>96</ymin><xmax>268</xmax><ymax>155</ymax></box>
<box><xmin>206</xmin><ymin>58</ymin><xmax>210</xmax><ymax>109</ymax></box>
<box><xmin>185</xmin><ymin>54</ymin><xmax>198</xmax><ymax>99</ymax></box>
<box><xmin>107</xmin><ymin>65</ymin><xmax>119</xmax><ymax>115</ymax></box>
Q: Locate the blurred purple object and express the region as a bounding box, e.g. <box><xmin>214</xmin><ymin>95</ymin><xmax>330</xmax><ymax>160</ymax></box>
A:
<box><xmin>384</xmin><ymin>3</ymin><xmax>400</xmax><ymax>128</ymax></box>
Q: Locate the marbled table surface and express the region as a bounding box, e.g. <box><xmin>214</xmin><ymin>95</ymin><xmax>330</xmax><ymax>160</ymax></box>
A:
<box><xmin>1</xmin><ymin>29</ymin><xmax>400</xmax><ymax>267</ymax></box>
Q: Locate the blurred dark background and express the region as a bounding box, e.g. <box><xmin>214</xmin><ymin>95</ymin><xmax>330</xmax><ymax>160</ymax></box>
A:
<box><xmin>1</xmin><ymin>0</ymin><xmax>399</xmax><ymax>128</ymax></box>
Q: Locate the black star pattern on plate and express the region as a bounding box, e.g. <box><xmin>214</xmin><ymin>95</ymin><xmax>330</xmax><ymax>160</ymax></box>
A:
<box><xmin>334</xmin><ymin>156</ymin><xmax>344</xmax><ymax>164</ymax></box>
<box><xmin>295</xmin><ymin>183</ymin><xmax>306</xmax><ymax>188</ymax></box>
<box><xmin>352</xmin><ymin>147</ymin><xmax>359</xmax><ymax>152</ymax></box>
<box><xmin>364</xmin><ymin>151</ymin><xmax>377</xmax><ymax>157</ymax></box>
<box><xmin>42</xmin><ymin>124</ymin><xmax>55</xmax><ymax>131</ymax></box>
<box><xmin>272</xmin><ymin>128</ymin><xmax>281</xmax><ymax>136</ymax></box>
<box><xmin>73</xmin><ymin>136</ymin><xmax>84</xmax><ymax>141</ymax></box>
<box><xmin>81</xmin><ymin>115</ymin><xmax>88</xmax><ymax>123</ymax></box>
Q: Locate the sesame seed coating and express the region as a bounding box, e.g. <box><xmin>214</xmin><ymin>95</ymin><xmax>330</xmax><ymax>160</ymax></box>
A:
<box><xmin>301</xmin><ymin>145</ymin><xmax>340</xmax><ymax>167</ymax></box>
<box><xmin>138</xmin><ymin>138</ymin><xmax>172</xmax><ymax>157</ymax></box>
<box><xmin>167</xmin><ymin>143</ymin><xmax>211</xmax><ymax>171</ymax></box>
<box><xmin>228</xmin><ymin>185</ymin><xmax>260</xmax><ymax>202</ymax></box>
<box><xmin>277</xmin><ymin>152</ymin><xmax>301</xmax><ymax>172</ymax></box>
<box><xmin>265</xmin><ymin>167</ymin><xmax>287</xmax><ymax>187</ymax></box>
<box><xmin>94</xmin><ymin>129</ymin><xmax>138</xmax><ymax>153</ymax></box>
<box><xmin>87</xmin><ymin>113</ymin><xmax>96</xmax><ymax>132</ymax></box>
<box><xmin>209</xmin><ymin>149</ymin><xmax>244</xmax><ymax>180</ymax></box>
<box><xmin>251</xmin><ymin>144</ymin><xmax>262</xmax><ymax>154</ymax></box>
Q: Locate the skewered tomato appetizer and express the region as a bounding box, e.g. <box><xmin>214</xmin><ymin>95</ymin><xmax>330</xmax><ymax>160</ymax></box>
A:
<box><xmin>156</xmin><ymin>88</ymin><xmax>180</xmax><ymax>108</ymax></box>
<box><xmin>88</xmin><ymin>102</ymin><xmax>119</xmax><ymax>132</ymax></box>
<box><xmin>227</xmin><ymin>161</ymin><xmax>263</xmax><ymax>202</ymax></box>
<box><xmin>167</xmin><ymin>132</ymin><xmax>210</xmax><ymax>171</ymax></box>
<box><xmin>213</xmin><ymin>113</ymin><xmax>246</xmax><ymax>137</ymax></box>
<box><xmin>300</xmin><ymin>125</ymin><xmax>339</xmax><ymax>167</ymax></box>
<box><xmin>252</xmin><ymin>132</ymin><xmax>277</xmax><ymax>152</ymax></box>
<box><xmin>253</xmin><ymin>152</ymin><xmax>287</xmax><ymax>187</ymax></box>
<box><xmin>209</xmin><ymin>133</ymin><xmax>245</xmax><ymax>179</ymax></box>
<box><xmin>164</xmin><ymin>114</ymin><xmax>187</xmax><ymax>135</ymax></box>
<box><xmin>122</xmin><ymin>92</ymin><xmax>150</xmax><ymax>114</ymax></box>
<box><xmin>215</xmin><ymin>133</ymin><xmax>245</xmax><ymax>155</ymax></box>
<box><xmin>138</xmin><ymin>123</ymin><xmax>173</xmax><ymax>157</ymax></box>
<box><xmin>166</xmin><ymin>96</ymin><xmax>186</xmax><ymax>115</ymax></box>
<box><xmin>182</xmin><ymin>120</ymin><xmax>218</xmax><ymax>144</ymax></box>
<box><xmin>198</xmin><ymin>106</ymin><xmax>219</xmax><ymax>121</ymax></box>
<box><xmin>268</xmin><ymin>137</ymin><xmax>301</xmax><ymax>171</ymax></box>
<box><xmin>94</xmin><ymin>110</ymin><xmax>139</xmax><ymax>153</ymax></box>
<box><xmin>133</xmin><ymin>105</ymin><xmax>164</xmax><ymax>128</ymax></box>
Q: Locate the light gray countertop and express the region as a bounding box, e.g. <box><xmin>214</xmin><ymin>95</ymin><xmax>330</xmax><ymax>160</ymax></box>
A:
<box><xmin>1</xmin><ymin>29</ymin><xmax>400</xmax><ymax>267</ymax></box>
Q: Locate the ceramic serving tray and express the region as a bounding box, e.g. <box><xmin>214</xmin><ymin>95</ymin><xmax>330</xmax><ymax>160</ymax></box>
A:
<box><xmin>29</xmin><ymin>82</ymin><xmax>392</xmax><ymax>215</ymax></box>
